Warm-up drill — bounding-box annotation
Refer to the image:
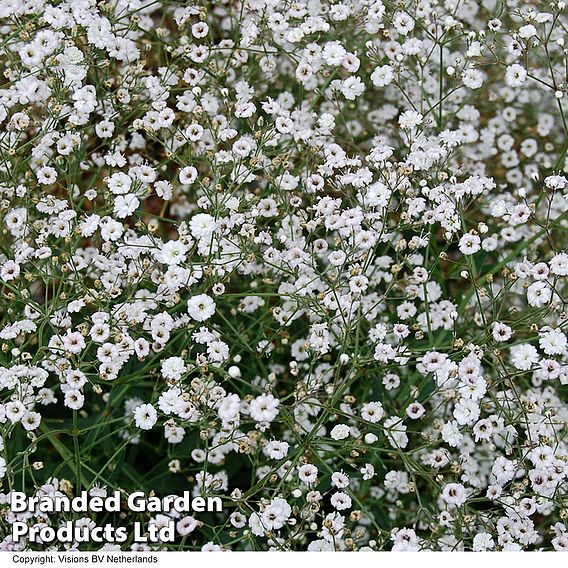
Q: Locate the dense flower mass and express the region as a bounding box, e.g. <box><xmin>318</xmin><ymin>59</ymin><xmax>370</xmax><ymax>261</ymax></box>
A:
<box><xmin>0</xmin><ymin>0</ymin><xmax>567</xmax><ymax>552</ymax></box>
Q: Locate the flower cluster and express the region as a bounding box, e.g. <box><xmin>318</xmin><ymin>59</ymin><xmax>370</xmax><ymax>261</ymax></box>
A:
<box><xmin>0</xmin><ymin>0</ymin><xmax>567</xmax><ymax>552</ymax></box>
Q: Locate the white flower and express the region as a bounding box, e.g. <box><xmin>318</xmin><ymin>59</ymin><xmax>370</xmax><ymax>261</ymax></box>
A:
<box><xmin>518</xmin><ymin>24</ymin><xmax>537</xmax><ymax>39</ymax></box>
<box><xmin>393</xmin><ymin>12</ymin><xmax>415</xmax><ymax>35</ymax></box>
<box><xmin>36</xmin><ymin>166</ymin><xmax>58</xmax><ymax>185</ymax></box>
<box><xmin>298</xmin><ymin>464</ymin><xmax>318</xmax><ymax>484</ymax></box>
<box><xmin>189</xmin><ymin>213</ymin><xmax>217</xmax><ymax>240</ymax></box>
<box><xmin>157</xmin><ymin>240</ymin><xmax>188</xmax><ymax>265</ymax></box>
<box><xmin>113</xmin><ymin>194</ymin><xmax>139</xmax><ymax>218</ymax></box>
<box><xmin>510</xmin><ymin>343</ymin><xmax>539</xmax><ymax>370</ymax></box>
<box><xmin>399</xmin><ymin>110</ymin><xmax>423</xmax><ymax>129</ymax></box>
<box><xmin>383</xmin><ymin>416</ymin><xmax>409</xmax><ymax>448</ymax></box>
<box><xmin>330</xmin><ymin>492</ymin><xmax>352</xmax><ymax>510</ymax></box>
<box><xmin>370</xmin><ymin>65</ymin><xmax>394</xmax><ymax>87</ymax></box>
<box><xmin>264</xmin><ymin>440</ymin><xmax>289</xmax><ymax>460</ymax></box>
<box><xmin>340</xmin><ymin>76</ymin><xmax>365</xmax><ymax>100</ymax></box>
<box><xmin>330</xmin><ymin>423</ymin><xmax>350</xmax><ymax>440</ymax></box>
<box><xmin>462</xmin><ymin>68</ymin><xmax>484</xmax><ymax>89</ymax></box>
<box><xmin>307</xmin><ymin>540</ymin><xmax>334</xmax><ymax>551</ymax></box>
<box><xmin>6</xmin><ymin>401</ymin><xmax>26</xmax><ymax>423</ymax></box>
<box><xmin>107</xmin><ymin>172</ymin><xmax>132</xmax><ymax>194</ymax></box>
<box><xmin>406</xmin><ymin>401</ymin><xmax>425</xmax><ymax>419</ymax></box>
<box><xmin>361</xmin><ymin>402</ymin><xmax>384</xmax><ymax>423</ymax></box>
<box><xmin>192</xmin><ymin>22</ymin><xmax>209</xmax><ymax>38</ymax></box>
<box><xmin>133</xmin><ymin>403</ymin><xmax>158</xmax><ymax>430</ymax></box>
<box><xmin>492</xmin><ymin>456</ymin><xmax>516</xmax><ymax>484</ymax></box>
<box><xmin>527</xmin><ymin>282</ymin><xmax>551</xmax><ymax>307</ymax></box>
<box><xmin>176</xmin><ymin>516</ymin><xmax>199</xmax><ymax>536</ymax></box>
<box><xmin>155</xmin><ymin>180</ymin><xmax>173</xmax><ymax>200</ymax></box>
<box><xmin>458</xmin><ymin>233</ymin><xmax>481</xmax><ymax>255</ymax></box>
<box><xmin>161</xmin><ymin>357</ymin><xmax>187</xmax><ymax>380</ymax></box>
<box><xmin>360</xmin><ymin>463</ymin><xmax>375</xmax><ymax>480</ymax></box>
<box><xmin>179</xmin><ymin>166</ymin><xmax>198</xmax><ymax>185</ymax></box>
<box><xmin>95</xmin><ymin>120</ymin><xmax>115</xmax><ymax>138</ymax></box>
<box><xmin>473</xmin><ymin>533</ymin><xmax>495</xmax><ymax>551</ymax></box>
<box><xmin>321</xmin><ymin>41</ymin><xmax>346</xmax><ymax>66</ymax></box>
<box><xmin>453</xmin><ymin>398</ymin><xmax>480</xmax><ymax>425</ymax></box>
<box><xmin>391</xmin><ymin>528</ymin><xmax>420</xmax><ymax>551</ymax></box>
<box><xmin>261</xmin><ymin>497</ymin><xmax>291</xmax><ymax>530</ymax></box>
<box><xmin>62</xmin><ymin>331</ymin><xmax>86</xmax><ymax>354</ymax></box>
<box><xmin>441</xmin><ymin>421</ymin><xmax>463</xmax><ymax>448</ymax></box>
<box><xmin>249</xmin><ymin>393</ymin><xmax>279</xmax><ymax>422</ymax></box>
<box><xmin>331</xmin><ymin>471</ymin><xmax>349</xmax><ymax>488</ymax></box>
<box><xmin>492</xmin><ymin>322</ymin><xmax>513</xmax><ymax>342</ymax></box>
<box><xmin>549</xmin><ymin>252</ymin><xmax>568</xmax><ymax>276</ymax></box>
<box><xmin>248</xmin><ymin>512</ymin><xmax>265</xmax><ymax>537</ymax></box>
<box><xmin>64</xmin><ymin>390</ymin><xmax>85</xmax><ymax>411</ymax></box>
<box><xmin>441</xmin><ymin>483</ymin><xmax>467</xmax><ymax>506</ymax></box>
<box><xmin>0</xmin><ymin>260</ymin><xmax>20</xmax><ymax>282</ymax></box>
<box><xmin>22</xmin><ymin>411</ymin><xmax>41</xmax><ymax>431</ymax></box>
<box><xmin>505</xmin><ymin>64</ymin><xmax>527</xmax><ymax>86</ymax></box>
<box><xmin>539</xmin><ymin>328</ymin><xmax>567</xmax><ymax>355</ymax></box>
<box><xmin>187</xmin><ymin>294</ymin><xmax>216</xmax><ymax>321</ymax></box>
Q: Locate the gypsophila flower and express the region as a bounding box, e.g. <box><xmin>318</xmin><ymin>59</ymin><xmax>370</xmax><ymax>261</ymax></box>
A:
<box><xmin>187</xmin><ymin>294</ymin><xmax>216</xmax><ymax>322</ymax></box>
<box><xmin>459</xmin><ymin>234</ymin><xmax>481</xmax><ymax>255</ymax></box>
<box><xmin>0</xmin><ymin>0</ymin><xmax>567</xmax><ymax>552</ymax></box>
<box><xmin>441</xmin><ymin>483</ymin><xmax>468</xmax><ymax>507</ymax></box>
<box><xmin>133</xmin><ymin>404</ymin><xmax>158</xmax><ymax>430</ymax></box>
<box><xmin>298</xmin><ymin>464</ymin><xmax>318</xmax><ymax>485</ymax></box>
